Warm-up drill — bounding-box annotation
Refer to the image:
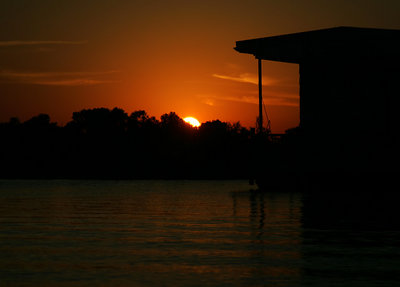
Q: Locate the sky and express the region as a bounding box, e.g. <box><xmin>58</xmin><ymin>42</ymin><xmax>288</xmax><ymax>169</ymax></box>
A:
<box><xmin>1</xmin><ymin>0</ymin><xmax>399</xmax><ymax>133</ymax></box>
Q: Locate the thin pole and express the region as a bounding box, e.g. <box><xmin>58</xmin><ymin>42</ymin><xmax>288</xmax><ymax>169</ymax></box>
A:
<box><xmin>258</xmin><ymin>58</ymin><xmax>263</xmax><ymax>134</ymax></box>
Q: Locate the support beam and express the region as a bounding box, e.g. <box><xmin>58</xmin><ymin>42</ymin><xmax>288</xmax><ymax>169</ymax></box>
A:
<box><xmin>258</xmin><ymin>58</ymin><xmax>263</xmax><ymax>134</ymax></box>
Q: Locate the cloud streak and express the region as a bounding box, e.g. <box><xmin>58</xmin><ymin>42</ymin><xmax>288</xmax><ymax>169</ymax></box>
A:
<box><xmin>199</xmin><ymin>93</ymin><xmax>299</xmax><ymax>107</ymax></box>
<box><xmin>212</xmin><ymin>73</ymin><xmax>276</xmax><ymax>86</ymax></box>
<box><xmin>0</xmin><ymin>40</ymin><xmax>88</xmax><ymax>47</ymax></box>
<box><xmin>0</xmin><ymin>70</ymin><xmax>120</xmax><ymax>86</ymax></box>
<box><xmin>211</xmin><ymin>70</ymin><xmax>298</xmax><ymax>107</ymax></box>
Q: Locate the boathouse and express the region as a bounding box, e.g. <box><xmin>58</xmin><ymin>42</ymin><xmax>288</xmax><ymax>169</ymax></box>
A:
<box><xmin>235</xmin><ymin>27</ymin><xmax>400</xmax><ymax>172</ymax></box>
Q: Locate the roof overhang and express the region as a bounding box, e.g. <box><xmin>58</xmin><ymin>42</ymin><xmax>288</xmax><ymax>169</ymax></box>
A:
<box><xmin>234</xmin><ymin>27</ymin><xmax>400</xmax><ymax>64</ymax></box>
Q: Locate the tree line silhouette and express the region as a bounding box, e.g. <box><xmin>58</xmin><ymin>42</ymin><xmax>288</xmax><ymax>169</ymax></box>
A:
<box><xmin>0</xmin><ymin>108</ymin><xmax>258</xmax><ymax>179</ymax></box>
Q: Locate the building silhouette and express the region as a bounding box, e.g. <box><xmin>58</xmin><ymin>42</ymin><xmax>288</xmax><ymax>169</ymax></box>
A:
<box><xmin>235</xmin><ymin>27</ymin><xmax>400</xmax><ymax>174</ymax></box>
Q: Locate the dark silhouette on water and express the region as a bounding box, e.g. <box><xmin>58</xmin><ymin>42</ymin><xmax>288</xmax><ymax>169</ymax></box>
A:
<box><xmin>235</xmin><ymin>27</ymin><xmax>400</xmax><ymax>190</ymax></box>
<box><xmin>2</xmin><ymin>27</ymin><xmax>399</xmax><ymax>186</ymax></box>
<box><xmin>0</xmin><ymin>108</ymin><xmax>253</xmax><ymax>179</ymax></box>
<box><xmin>300</xmin><ymin>190</ymin><xmax>400</xmax><ymax>284</ymax></box>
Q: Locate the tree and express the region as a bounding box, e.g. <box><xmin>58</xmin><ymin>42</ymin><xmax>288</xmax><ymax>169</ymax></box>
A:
<box><xmin>70</xmin><ymin>107</ymin><xmax>128</xmax><ymax>135</ymax></box>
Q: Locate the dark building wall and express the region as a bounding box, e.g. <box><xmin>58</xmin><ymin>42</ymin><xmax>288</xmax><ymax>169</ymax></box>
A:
<box><xmin>299</xmin><ymin>58</ymin><xmax>399</xmax><ymax>171</ymax></box>
<box><xmin>300</xmin><ymin>58</ymin><xmax>398</xmax><ymax>140</ymax></box>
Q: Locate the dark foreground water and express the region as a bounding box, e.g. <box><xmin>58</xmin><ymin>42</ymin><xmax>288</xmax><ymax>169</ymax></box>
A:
<box><xmin>0</xmin><ymin>180</ymin><xmax>399</xmax><ymax>287</ymax></box>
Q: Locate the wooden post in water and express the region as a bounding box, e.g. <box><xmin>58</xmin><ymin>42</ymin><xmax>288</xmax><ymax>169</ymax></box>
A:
<box><xmin>258</xmin><ymin>58</ymin><xmax>263</xmax><ymax>134</ymax></box>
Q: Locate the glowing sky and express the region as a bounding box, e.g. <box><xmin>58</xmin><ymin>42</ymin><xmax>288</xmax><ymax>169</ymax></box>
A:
<box><xmin>1</xmin><ymin>0</ymin><xmax>399</xmax><ymax>133</ymax></box>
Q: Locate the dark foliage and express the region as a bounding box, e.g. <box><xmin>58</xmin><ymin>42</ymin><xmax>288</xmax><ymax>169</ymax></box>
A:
<box><xmin>0</xmin><ymin>108</ymin><xmax>255</xmax><ymax>179</ymax></box>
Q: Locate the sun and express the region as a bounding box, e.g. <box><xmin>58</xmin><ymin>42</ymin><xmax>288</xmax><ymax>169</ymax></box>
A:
<box><xmin>183</xmin><ymin>116</ymin><xmax>201</xmax><ymax>127</ymax></box>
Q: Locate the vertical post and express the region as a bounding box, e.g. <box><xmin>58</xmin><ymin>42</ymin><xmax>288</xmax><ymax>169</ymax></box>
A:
<box><xmin>258</xmin><ymin>58</ymin><xmax>263</xmax><ymax>134</ymax></box>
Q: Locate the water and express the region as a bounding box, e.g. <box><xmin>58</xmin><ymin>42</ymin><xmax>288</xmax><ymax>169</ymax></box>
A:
<box><xmin>0</xmin><ymin>180</ymin><xmax>399</xmax><ymax>286</ymax></box>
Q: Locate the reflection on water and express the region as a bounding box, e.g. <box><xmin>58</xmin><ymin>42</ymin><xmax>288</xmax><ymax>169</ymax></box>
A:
<box><xmin>301</xmin><ymin>191</ymin><xmax>400</xmax><ymax>286</ymax></box>
<box><xmin>0</xmin><ymin>180</ymin><xmax>399</xmax><ymax>286</ymax></box>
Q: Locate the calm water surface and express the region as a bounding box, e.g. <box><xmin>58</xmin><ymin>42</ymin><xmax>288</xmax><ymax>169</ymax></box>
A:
<box><xmin>0</xmin><ymin>180</ymin><xmax>399</xmax><ymax>286</ymax></box>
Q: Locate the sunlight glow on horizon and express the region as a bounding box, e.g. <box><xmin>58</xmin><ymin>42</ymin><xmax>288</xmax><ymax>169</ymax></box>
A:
<box><xmin>183</xmin><ymin>117</ymin><xmax>201</xmax><ymax>128</ymax></box>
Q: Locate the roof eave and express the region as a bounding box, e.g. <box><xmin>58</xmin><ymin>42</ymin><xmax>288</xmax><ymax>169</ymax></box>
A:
<box><xmin>234</xmin><ymin>26</ymin><xmax>400</xmax><ymax>64</ymax></box>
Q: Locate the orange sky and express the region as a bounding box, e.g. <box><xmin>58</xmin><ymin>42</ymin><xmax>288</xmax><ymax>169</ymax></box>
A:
<box><xmin>1</xmin><ymin>0</ymin><xmax>399</xmax><ymax>133</ymax></box>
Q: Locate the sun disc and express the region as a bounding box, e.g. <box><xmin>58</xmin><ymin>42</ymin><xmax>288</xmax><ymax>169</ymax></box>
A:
<box><xmin>183</xmin><ymin>117</ymin><xmax>200</xmax><ymax>127</ymax></box>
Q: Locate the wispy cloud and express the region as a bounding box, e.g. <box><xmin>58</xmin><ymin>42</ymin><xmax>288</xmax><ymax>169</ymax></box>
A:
<box><xmin>212</xmin><ymin>73</ymin><xmax>276</xmax><ymax>86</ymax></box>
<box><xmin>0</xmin><ymin>70</ymin><xmax>120</xmax><ymax>86</ymax></box>
<box><xmin>198</xmin><ymin>93</ymin><xmax>299</xmax><ymax>107</ymax></box>
<box><xmin>202</xmin><ymin>98</ymin><xmax>215</xmax><ymax>106</ymax></box>
<box><xmin>210</xmin><ymin>68</ymin><xmax>299</xmax><ymax>107</ymax></box>
<box><xmin>0</xmin><ymin>40</ymin><xmax>87</xmax><ymax>47</ymax></box>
